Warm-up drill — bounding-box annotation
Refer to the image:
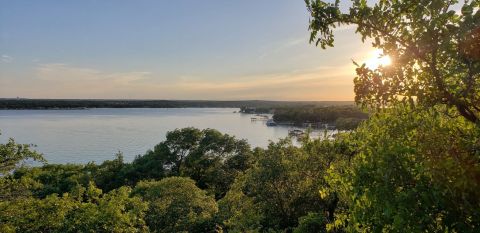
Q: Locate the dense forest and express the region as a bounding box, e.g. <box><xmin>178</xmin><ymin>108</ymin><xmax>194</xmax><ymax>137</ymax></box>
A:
<box><xmin>1</xmin><ymin>0</ymin><xmax>480</xmax><ymax>232</ymax></box>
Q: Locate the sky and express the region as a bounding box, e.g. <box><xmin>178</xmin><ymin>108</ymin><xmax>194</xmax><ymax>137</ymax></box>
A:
<box><xmin>0</xmin><ymin>0</ymin><xmax>375</xmax><ymax>101</ymax></box>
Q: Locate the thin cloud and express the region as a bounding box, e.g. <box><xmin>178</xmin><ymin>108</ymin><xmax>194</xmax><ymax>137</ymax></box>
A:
<box><xmin>258</xmin><ymin>37</ymin><xmax>307</xmax><ymax>60</ymax></box>
<box><xmin>1</xmin><ymin>54</ymin><xmax>13</xmax><ymax>63</ymax></box>
<box><xmin>172</xmin><ymin>64</ymin><xmax>355</xmax><ymax>100</ymax></box>
<box><xmin>36</xmin><ymin>63</ymin><xmax>152</xmax><ymax>84</ymax></box>
<box><xmin>1</xmin><ymin>63</ymin><xmax>357</xmax><ymax>100</ymax></box>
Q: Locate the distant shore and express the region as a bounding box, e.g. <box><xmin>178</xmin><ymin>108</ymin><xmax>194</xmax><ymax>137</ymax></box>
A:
<box><xmin>0</xmin><ymin>99</ymin><xmax>354</xmax><ymax>110</ymax></box>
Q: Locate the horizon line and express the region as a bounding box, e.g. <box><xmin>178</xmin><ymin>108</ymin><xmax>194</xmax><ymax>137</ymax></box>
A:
<box><xmin>0</xmin><ymin>98</ymin><xmax>354</xmax><ymax>102</ymax></box>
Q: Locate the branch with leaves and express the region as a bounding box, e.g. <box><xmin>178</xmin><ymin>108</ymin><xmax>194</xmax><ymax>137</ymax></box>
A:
<box><xmin>0</xmin><ymin>133</ymin><xmax>45</xmax><ymax>175</ymax></box>
<box><xmin>306</xmin><ymin>0</ymin><xmax>480</xmax><ymax>123</ymax></box>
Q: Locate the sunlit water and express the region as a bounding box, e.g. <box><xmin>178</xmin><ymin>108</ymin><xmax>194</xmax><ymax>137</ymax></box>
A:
<box><xmin>0</xmin><ymin>108</ymin><xmax>332</xmax><ymax>164</ymax></box>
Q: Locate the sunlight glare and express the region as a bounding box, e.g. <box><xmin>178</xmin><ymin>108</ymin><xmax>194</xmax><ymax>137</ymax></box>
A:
<box><xmin>365</xmin><ymin>49</ymin><xmax>392</xmax><ymax>69</ymax></box>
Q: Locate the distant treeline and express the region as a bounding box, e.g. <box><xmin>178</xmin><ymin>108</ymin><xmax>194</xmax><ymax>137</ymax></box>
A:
<box><xmin>0</xmin><ymin>99</ymin><xmax>354</xmax><ymax>109</ymax></box>
<box><xmin>273</xmin><ymin>106</ymin><xmax>368</xmax><ymax>124</ymax></box>
<box><xmin>241</xmin><ymin>105</ymin><xmax>369</xmax><ymax>130</ymax></box>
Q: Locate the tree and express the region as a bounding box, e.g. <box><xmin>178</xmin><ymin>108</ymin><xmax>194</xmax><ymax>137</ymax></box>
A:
<box><xmin>180</xmin><ymin>128</ymin><xmax>253</xmax><ymax>199</ymax></box>
<box><xmin>0</xmin><ymin>194</ymin><xmax>74</xmax><ymax>233</ymax></box>
<box><xmin>0</xmin><ymin>176</ymin><xmax>42</xmax><ymax>201</ymax></box>
<box><xmin>115</xmin><ymin>128</ymin><xmax>204</xmax><ymax>185</ymax></box>
<box><xmin>306</xmin><ymin>0</ymin><xmax>480</xmax><ymax>123</ymax></box>
<box><xmin>12</xmin><ymin>164</ymin><xmax>92</xmax><ymax>198</ymax></box>
<box><xmin>132</xmin><ymin>177</ymin><xmax>218</xmax><ymax>233</ymax></box>
<box><xmin>127</xmin><ymin>128</ymin><xmax>252</xmax><ymax>199</ymax></box>
<box><xmin>0</xmin><ymin>183</ymin><xmax>148</xmax><ymax>233</ymax></box>
<box><xmin>91</xmin><ymin>153</ymin><xmax>128</xmax><ymax>192</ymax></box>
<box><xmin>62</xmin><ymin>185</ymin><xmax>148</xmax><ymax>233</ymax></box>
<box><xmin>0</xmin><ymin>132</ymin><xmax>45</xmax><ymax>175</ymax></box>
<box><xmin>218</xmin><ymin>175</ymin><xmax>264</xmax><ymax>232</ymax></box>
<box><xmin>220</xmin><ymin>139</ymin><xmax>344</xmax><ymax>231</ymax></box>
<box><xmin>322</xmin><ymin>107</ymin><xmax>480</xmax><ymax>232</ymax></box>
<box><xmin>158</xmin><ymin>127</ymin><xmax>204</xmax><ymax>174</ymax></box>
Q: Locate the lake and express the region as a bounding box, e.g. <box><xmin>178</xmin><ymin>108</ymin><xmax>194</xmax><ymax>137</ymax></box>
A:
<box><xmin>0</xmin><ymin>108</ymin><xmax>324</xmax><ymax>164</ymax></box>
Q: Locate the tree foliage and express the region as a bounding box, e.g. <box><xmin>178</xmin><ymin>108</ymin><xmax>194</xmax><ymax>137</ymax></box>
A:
<box><xmin>0</xmin><ymin>182</ymin><xmax>148</xmax><ymax>233</ymax></box>
<box><xmin>306</xmin><ymin>0</ymin><xmax>480</xmax><ymax>123</ymax></box>
<box><xmin>127</xmin><ymin>127</ymin><xmax>252</xmax><ymax>199</ymax></box>
<box><xmin>293</xmin><ymin>212</ymin><xmax>327</xmax><ymax>233</ymax></box>
<box><xmin>0</xmin><ymin>132</ymin><xmax>45</xmax><ymax>176</ymax></box>
<box><xmin>322</xmin><ymin>107</ymin><xmax>480</xmax><ymax>232</ymax></box>
<box><xmin>219</xmin><ymin>138</ymin><xmax>346</xmax><ymax>232</ymax></box>
<box><xmin>13</xmin><ymin>164</ymin><xmax>91</xmax><ymax>198</ymax></box>
<box><xmin>132</xmin><ymin>177</ymin><xmax>218</xmax><ymax>233</ymax></box>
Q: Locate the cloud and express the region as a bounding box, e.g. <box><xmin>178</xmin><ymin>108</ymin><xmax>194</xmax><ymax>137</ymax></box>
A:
<box><xmin>258</xmin><ymin>37</ymin><xmax>307</xmax><ymax>60</ymax></box>
<box><xmin>1</xmin><ymin>54</ymin><xmax>13</xmax><ymax>63</ymax></box>
<box><xmin>0</xmin><ymin>63</ymin><xmax>158</xmax><ymax>99</ymax></box>
<box><xmin>1</xmin><ymin>63</ymin><xmax>357</xmax><ymax>100</ymax></box>
<box><xmin>36</xmin><ymin>63</ymin><xmax>151</xmax><ymax>84</ymax></box>
<box><xmin>172</xmin><ymin>64</ymin><xmax>356</xmax><ymax>100</ymax></box>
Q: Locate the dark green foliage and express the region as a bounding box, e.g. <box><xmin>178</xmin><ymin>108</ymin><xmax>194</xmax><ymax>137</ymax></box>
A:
<box><xmin>13</xmin><ymin>164</ymin><xmax>91</xmax><ymax>198</ymax></box>
<box><xmin>127</xmin><ymin>127</ymin><xmax>252</xmax><ymax>199</ymax></box>
<box><xmin>180</xmin><ymin>128</ymin><xmax>253</xmax><ymax>198</ymax></box>
<box><xmin>90</xmin><ymin>153</ymin><xmax>129</xmax><ymax>192</ymax></box>
<box><xmin>294</xmin><ymin>212</ymin><xmax>326</xmax><ymax>233</ymax></box>
<box><xmin>218</xmin><ymin>174</ymin><xmax>264</xmax><ymax>232</ymax></box>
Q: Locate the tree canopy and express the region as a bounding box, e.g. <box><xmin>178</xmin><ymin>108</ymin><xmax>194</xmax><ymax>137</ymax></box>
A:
<box><xmin>306</xmin><ymin>0</ymin><xmax>480</xmax><ymax>123</ymax></box>
<box><xmin>132</xmin><ymin>177</ymin><xmax>218</xmax><ymax>233</ymax></box>
<box><xmin>0</xmin><ymin>132</ymin><xmax>45</xmax><ymax>176</ymax></box>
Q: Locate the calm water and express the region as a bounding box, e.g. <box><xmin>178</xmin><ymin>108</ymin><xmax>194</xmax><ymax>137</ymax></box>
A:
<box><xmin>0</xmin><ymin>108</ymin><xmax>310</xmax><ymax>164</ymax></box>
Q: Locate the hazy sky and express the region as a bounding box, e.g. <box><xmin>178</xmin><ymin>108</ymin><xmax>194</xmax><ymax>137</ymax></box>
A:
<box><xmin>0</xmin><ymin>0</ymin><xmax>375</xmax><ymax>100</ymax></box>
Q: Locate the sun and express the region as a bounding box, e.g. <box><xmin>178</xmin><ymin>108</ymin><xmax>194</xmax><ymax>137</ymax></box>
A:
<box><xmin>365</xmin><ymin>49</ymin><xmax>392</xmax><ymax>69</ymax></box>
